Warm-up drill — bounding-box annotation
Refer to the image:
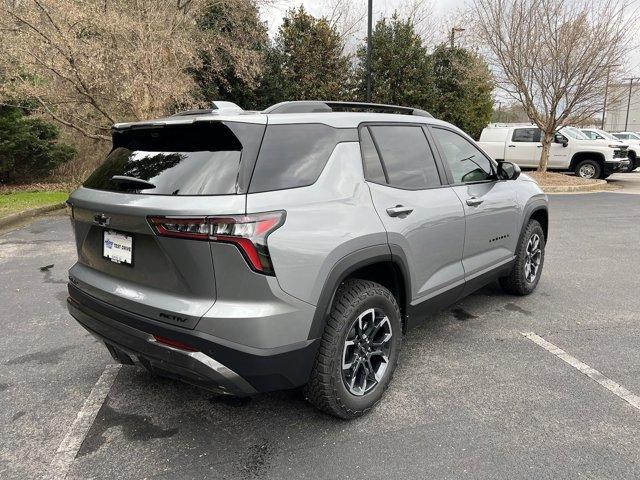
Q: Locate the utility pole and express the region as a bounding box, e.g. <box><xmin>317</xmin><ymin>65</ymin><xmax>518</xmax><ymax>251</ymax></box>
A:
<box><xmin>366</xmin><ymin>0</ymin><xmax>373</xmax><ymax>103</ymax></box>
<box><xmin>450</xmin><ymin>26</ymin><xmax>465</xmax><ymax>48</ymax></box>
<box><xmin>624</xmin><ymin>78</ymin><xmax>639</xmax><ymax>131</ymax></box>
<box><xmin>601</xmin><ymin>66</ymin><xmax>612</xmax><ymax>129</ymax></box>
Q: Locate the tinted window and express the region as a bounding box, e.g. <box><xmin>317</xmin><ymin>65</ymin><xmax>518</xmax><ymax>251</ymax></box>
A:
<box><xmin>83</xmin><ymin>122</ymin><xmax>263</xmax><ymax>195</ymax></box>
<box><xmin>512</xmin><ymin>128</ymin><xmax>542</xmax><ymax>142</ymax></box>
<box><xmin>249</xmin><ymin>124</ymin><xmax>344</xmax><ymax>193</ymax></box>
<box><xmin>432</xmin><ymin>128</ymin><xmax>494</xmax><ymax>184</ymax></box>
<box><xmin>360</xmin><ymin>127</ymin><xmax>386</xmax><ymax>183</ymax></box>
<box><xmin>614</xmin><ymin>133</ymin><xmax>629</xmax><ymax>140</ymax></box>
<box><xmin>369</xmin><ymin>126</ymin><xmax>440</xmax><ymax>189</ymax></box>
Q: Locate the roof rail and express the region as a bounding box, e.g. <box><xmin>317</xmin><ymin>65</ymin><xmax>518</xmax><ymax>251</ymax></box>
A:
<box><xmin>263</xmin><ymin>100</ymin><xmax>433</xmax><ymax>118</ymax></box>
<box><xmin>172</xmin><ymin>100</ymin><xmax>244</xmax><ymax>117</ymax></box>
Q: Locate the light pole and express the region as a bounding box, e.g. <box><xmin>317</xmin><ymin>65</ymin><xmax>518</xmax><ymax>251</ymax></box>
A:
<box><xmin>450</xmin><ymin>26</ymin><xmax>465</xmax><ymax>48</ymax></box>
<box><xmin>366</xmin><ymin>0</ymin><xmax>373</xmax><ymax>103</ymax></box>
<box><xmin>624</xmin><ymin>78</ymin><xmax>639</xmax><ymax>131</ymax></box>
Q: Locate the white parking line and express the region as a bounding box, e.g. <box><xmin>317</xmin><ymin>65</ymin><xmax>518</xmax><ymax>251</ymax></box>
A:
<box><xmin>43</xmin><ymin>364</ymin><xmax>122</xmax><ymax>480</ymax></box>
<box><xmin>522</xmin><ymin>332</ymin><xmax>640</xmax><ymax>411</ymax></box>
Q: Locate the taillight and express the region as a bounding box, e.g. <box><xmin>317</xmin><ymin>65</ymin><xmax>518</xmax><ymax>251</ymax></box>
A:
<box><xmin>148</xmin><ymin>211</ymin><xmax>285</xmax><ymax>275</ymax></box>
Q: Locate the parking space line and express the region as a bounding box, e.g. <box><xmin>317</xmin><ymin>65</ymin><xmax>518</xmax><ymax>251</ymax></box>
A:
<box><xmin>43</xmin><ymin>364</ymin><xmax>122</xmax><ymax>480</ymax></box>
<box><xmin>522</xmin><ymin>332</ymin><xmax>640</xmax><ymax>411</ymax></box>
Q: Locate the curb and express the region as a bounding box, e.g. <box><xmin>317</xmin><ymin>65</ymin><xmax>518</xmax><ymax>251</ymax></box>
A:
<box><xmin>540</xmin><ymin>179</ymin><xmax>607</xmax><ymax>193</ymax></box>
<box><xmin>0</xmin><ymin>202</ymin><xmax>67</xmax><ymax>231</ymax></box>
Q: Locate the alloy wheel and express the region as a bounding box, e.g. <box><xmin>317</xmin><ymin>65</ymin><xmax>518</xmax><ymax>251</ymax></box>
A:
<box><xmin>524</xmin><ymin>233</ymin><xmax>542</xmax><ymax>283</ymax></box>
<box><xmin>342</xmin><ymin>308</ymin><xmax>393</xmax><ymax>396</ymax></box>
<box><xmin>578</xmin><ymin>164</ymin><xmax>596</xmax><ymax>178</ymax></box>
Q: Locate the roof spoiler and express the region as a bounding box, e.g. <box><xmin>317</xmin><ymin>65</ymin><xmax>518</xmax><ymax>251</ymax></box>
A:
<box><xmin>263</xmin><ymin>101</ymin><xmax>433</xmax><ymax>117</ymax></box>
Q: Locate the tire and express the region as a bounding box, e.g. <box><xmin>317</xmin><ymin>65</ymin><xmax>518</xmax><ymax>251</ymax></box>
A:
<box><xmin>500</xmin><ymin>220</ymin><xmax>545</xmax><ymax>296</ymax></box>
<box><xmin>574</xmin><ymin>159</ymin><xmax>602</xmax><ymax>179</ymax></box>
<box><xmin>626</xmin><ymin>155</ymin><xmax>636</xmax><ymax>173</ymax></box>
<box><xmin>304</xmin><ymin>279</ymin><xmax>402</xmax><ymax>419</ymax></box>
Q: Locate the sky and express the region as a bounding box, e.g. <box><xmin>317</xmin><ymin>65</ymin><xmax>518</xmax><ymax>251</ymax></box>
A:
<box><xmin>261</xmin><ymin>0</ymin><xmax>467</xmax><ymax>41</ymax></box>
<box><xmin>261</xmin><ymin>0</ymin><xmax>640</xmax><ymax>73</ymax></box>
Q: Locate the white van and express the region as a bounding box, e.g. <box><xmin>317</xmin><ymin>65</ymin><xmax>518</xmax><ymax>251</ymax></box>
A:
<box><xmin>478</xmin><ymin>124</ymin><xmax>629</xmax><ymax>179</ymax></box>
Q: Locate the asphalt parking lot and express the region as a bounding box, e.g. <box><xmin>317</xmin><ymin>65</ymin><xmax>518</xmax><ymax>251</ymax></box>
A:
<box><xmin>1</xmin><ymin>180</ymin><xmax>639</xmax><ymax>479</ymax></box>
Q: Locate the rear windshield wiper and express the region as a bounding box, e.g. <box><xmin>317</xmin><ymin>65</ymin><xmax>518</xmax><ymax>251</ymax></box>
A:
<box><xmin>110</xmin><ymin>175</ymin><xmax>156</xmax><ymax>191</ymax></box>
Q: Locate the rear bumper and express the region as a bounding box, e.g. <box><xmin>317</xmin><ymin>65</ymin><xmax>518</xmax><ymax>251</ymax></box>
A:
<box><xmin>67</xmin><ymin>283</ymin><xmax>319</xmax><ymax>395</ymax></box>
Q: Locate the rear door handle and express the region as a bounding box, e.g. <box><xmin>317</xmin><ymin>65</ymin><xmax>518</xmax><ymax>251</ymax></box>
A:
<box><xmin>466</xmin><ymin>197</ymin><xmax>484</xmax><ymax>207</ymax></box>
<box><xmin>508</xmin><ymin>145</ymin><xmax>516</xmax><ymax>148</ymax></box>
<box><xmin>386</xmin><ymin>205</ymin><xmax>414</xmax><ymax>217</ymax></box>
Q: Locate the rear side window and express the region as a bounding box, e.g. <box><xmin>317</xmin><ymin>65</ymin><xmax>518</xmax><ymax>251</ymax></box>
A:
<box><xmin>369</xmin><ymin>125</ymin><xmax>441</xmax><ymax>189</ymax></box>
<box><xmin>249</xmin><ymin>124</ymin><xmax>350</xmax><ymax>193</ymax></box>
<box><xmin>512</xmin><ymin>128</ymin><xmax>542</xmax><ymax>142</ymax></box>
<box><xmin>83</xmin><ymin>122</ymin><xmax>264</xmax><ymax>195</ymax></box>
<box><xmin>359</xmin><ymin>127</ymin><xmax>387</xmax><ymax>183</ymax></box>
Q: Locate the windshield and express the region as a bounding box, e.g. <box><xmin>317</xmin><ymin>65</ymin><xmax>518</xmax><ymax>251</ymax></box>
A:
<box><xmin>562</xmin><ymin>126</ymin><xmax>589</xmax><ymax>140</ymax></box>
<box><xmin>595</xmin><ymin>129</ymin><xmax>620</xmax><ymax>141</ymax></box>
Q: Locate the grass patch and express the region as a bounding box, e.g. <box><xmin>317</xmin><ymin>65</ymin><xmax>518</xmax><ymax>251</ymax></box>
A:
<box><xmin>0</xmin><ymin>191</ymin><xmax>68</xmax><ymax>217</ymax></box>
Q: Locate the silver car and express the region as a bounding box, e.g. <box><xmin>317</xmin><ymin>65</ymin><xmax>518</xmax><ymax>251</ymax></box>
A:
<box><xmin>66</xmin><ymin>101</ymin><xmax>548</xmax><ymax>419</ymax></box>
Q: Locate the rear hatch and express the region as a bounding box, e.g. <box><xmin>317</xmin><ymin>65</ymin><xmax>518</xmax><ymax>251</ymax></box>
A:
<box><xmin>68</xmin><ymin>119</ymin><xmax>266</xmax><ymax>329</ymax></box>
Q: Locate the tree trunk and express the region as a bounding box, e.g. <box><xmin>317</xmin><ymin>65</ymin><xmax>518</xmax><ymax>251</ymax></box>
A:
<box><xmin>538</xmin><ymin>131</ymin><xmax>554</xmax><ymax>172</ymax></box>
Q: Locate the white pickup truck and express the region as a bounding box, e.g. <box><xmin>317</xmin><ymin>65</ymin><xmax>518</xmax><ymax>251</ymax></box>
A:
<box><xmin>477</xmin><ymin>124</ymin><xmax>629</xmax><ymax>179</ymax></box>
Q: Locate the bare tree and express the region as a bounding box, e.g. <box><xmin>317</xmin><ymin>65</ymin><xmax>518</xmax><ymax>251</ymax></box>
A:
<box><xmin>473</xmin><ymin>0</ymin><xmax>637</xmax><ymax>171</ymax></box>
<box><xmin>0</xmin><ymin>0</ymin><xmax>270</xmax><ymax>141</ymax></box>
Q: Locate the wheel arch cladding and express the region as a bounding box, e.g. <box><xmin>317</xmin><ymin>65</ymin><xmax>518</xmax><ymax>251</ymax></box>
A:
<box><xmin>307</xmin><ymin>245</ymin><xmax>411</xmax><ymax>339</ymax></box>
<box><xmin>522</xmin><ymin>201</ymin><xmax>549</xmax><ymax>242</ymax></box>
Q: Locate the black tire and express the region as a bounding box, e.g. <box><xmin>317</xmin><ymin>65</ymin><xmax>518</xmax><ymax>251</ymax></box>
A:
<box><xmin>500</xmin><ymin>220</ymin><xmax>545</xmax><ymax>296</ymax></box>
<box><xmin>626</xmin><ymin>155</ymin><xmax>636</xmax><ymax>173</ymax></box>
<box><xmin>304</xmin><ymin>279</ymin><xmax>402</xmax><ymax>419</ymax></box>
<box><xmin>574</xmin><ymin>159</ymin><xmax>602</xmax><ymax>179</ymax></box>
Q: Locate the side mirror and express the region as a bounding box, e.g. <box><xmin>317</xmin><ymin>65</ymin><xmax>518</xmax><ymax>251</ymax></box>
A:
<box><xmin>498</xmin><ymin>161</ymin><xmax>521</xmax><ymax>180</ymax></box>
<box><xmin>554</xmin><ymin>133</ymin><xmax>568</xmax><ymax>147</ymax></box>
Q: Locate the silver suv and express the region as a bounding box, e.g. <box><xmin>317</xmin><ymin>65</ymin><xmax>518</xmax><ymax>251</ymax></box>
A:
<box><xmin>66</xmin><ymin>101</ymin><xmax>548</xmax><ymax>419</ymax></box>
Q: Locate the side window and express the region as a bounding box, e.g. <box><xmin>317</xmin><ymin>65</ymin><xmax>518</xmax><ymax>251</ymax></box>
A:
<box><xmin>512</xmin><ymin>128</ymin><xmax>542</xmax><ymax>142</ymax></box>
<box><xmin>359</xmin><ymin>127</ymin><xmax>386</xmax><ymax>184</ymax></box>
<box><xmin>369</xmin><ymin>125</ymin><xmax>440</xmax><ymax>189</ymax></box>
<box><xmin>432</xmin><ymin>128</ymin><xmax>494</xmax><ymax>184</ymax></box>
<box><xmin>583</xmin><ymin>131</ymin><xmax>596</xmax><ymax>140</ymax></box>
<box><xmin>249</xmin><ymin>124</ymin><xmax>340</xmax><ymax>193</ymax></box>
<box><xmin>616</xmin><ymin>134</ymin><xmax>629</xmax><ymax>140</ymax></box>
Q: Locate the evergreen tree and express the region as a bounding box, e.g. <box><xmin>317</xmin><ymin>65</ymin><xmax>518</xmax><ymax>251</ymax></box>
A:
<box><xmin>428</xmin><ymin>45</ymin><xmax>494</xmax><ymax>139</ymax></box>
<box><xmin>258</xmin><ymin>7</ymin><xmax>351</xmax><ymax>108</ymax></box>
<box><xmin>0</xmin><ymin>106</ymin><xmax>76</xmax><ymax>184</ymax></box>
<box><xmin>355</xmin><ymin>15</ymin><xmax>432</xmax><ymax>108</ymax></box>
<box><xmin>191</xmin><ymin>0</ymin><xmax>269</xmax><ymax>109</ymax></box>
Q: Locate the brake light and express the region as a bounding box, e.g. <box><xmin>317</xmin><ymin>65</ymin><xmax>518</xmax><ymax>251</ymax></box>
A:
<box><xmin>148</xmin><ymin>211</ymin><xmax>285</xmax><ymax>275</ymax></box>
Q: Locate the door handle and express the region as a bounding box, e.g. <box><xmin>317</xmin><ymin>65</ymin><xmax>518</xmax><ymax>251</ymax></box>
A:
<box><xmin>536</xmin><ymin>145</ymin><xmax>543</xmax><ymax>148</ymax></box>
<box><xmin>466</xmin><ymin>197</ymin><xmax>484</xmax><ymax>207</ymax></box>
<box><xmin>386</xmin><ymin>205</ymin><xmax>414</xmax><ymax>217</ymax></box>
<box><xmin>508</xmin><ymin>145</ymin><xmax>516</xmax><ymax>148</ymax></box>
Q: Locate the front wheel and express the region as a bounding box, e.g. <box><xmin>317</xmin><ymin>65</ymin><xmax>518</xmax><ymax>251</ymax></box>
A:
<box><xmin>304</xmin><ymin>279</ymin><xmax>402</xmax><ymax>419</ymax></box>
<box><xmin>574</xmin><ymin>159</ymin><xmax>602</xmax><ymax>179</ymax></box>
<box><xmin>500</xmin><ymin>220</ymin><xmax>545</xmax><ymax>295</ymax></box>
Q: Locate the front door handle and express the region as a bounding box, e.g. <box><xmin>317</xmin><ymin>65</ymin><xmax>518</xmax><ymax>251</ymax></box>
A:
<box><xmin>466</xmin><ymin>197</ymin><xmax>484</xmax><ymax>207</ymax></box>
<box><xmin>386</xmin><ymin>205</ymin><xmax>414</xmax><ymax>217</ymax></box>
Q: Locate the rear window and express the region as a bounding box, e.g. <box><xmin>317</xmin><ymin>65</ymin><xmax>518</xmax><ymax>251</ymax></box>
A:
<box><xmin>83</xmin><ymin>122</ymin><xmax>264</xmax><ymax>195</ymax></box>
<box><xmin>248</xmin><ymin>124</ymin><xmax>356</xmax><ymax>193</ymax></box>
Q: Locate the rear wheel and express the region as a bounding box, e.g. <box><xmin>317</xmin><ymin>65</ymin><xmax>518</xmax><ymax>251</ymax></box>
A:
<box><xmin>304</xmin><ymin>279</ymin><xmax>402</xmax><ymax>419</ymax></box>
<box><xmin>574</xmin><ymin>159</ymin><xmax>601</xmax><ymax>179</ymax></box>
<box><xmin>500</xmin><ymin>220</ymin><xmax>545</xmax><ymax>295</ymax></box>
